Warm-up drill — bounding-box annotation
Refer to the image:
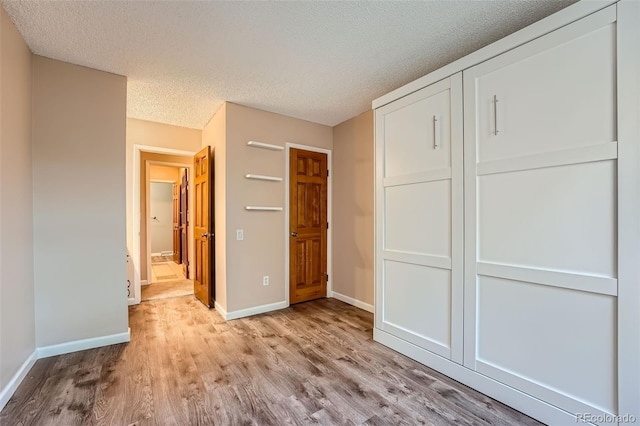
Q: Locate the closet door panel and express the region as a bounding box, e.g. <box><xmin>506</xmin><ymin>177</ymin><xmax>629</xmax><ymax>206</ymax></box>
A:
<box><xmin>478</xmin><ymin>160</ymin><xmax>617</xmax><ymax>277</ymax></box>
<box><xmin>475</xmin><ymin>10</ymin><xmax>616</xmax><ymax>164</ymax></box>
<box><xmin>376</xmin><ymin>73</ymin><xmax>463</xmax><ymax>363</ymax></box>
<box><xmin>383</xmin><ymin>260</ymin><xmax>452</xmax><ymax>357</ymax></box>
<box><xmin>384</xmin><ymin>87</ymin><xmax>451</xmax><ymax>178</ymax></box>
<box><xmin>476</xmin><ymin>276</ymin><xmax>617</xmax><ymax>415</ymax></box>
<box><xmin>463</xmin><ymin>5</ymin><xmax>619</xmax><ymax>418</ymax></box>
<box><xmin>385</xmin><ymin>181</ymin><xmax>450</xmax><ymax>258</ymax></box>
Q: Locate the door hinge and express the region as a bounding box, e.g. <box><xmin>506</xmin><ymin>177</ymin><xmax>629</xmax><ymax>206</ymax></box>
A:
<box><xmin>326</xmin><ymin>273</ymin><xmax>329</xmax><ymax>281</ymax></box>
<box><xmin>327</xmin><ymin>169</ymin><xmax>329</xmax><ymax>177</ymax></box>
<box><xmin>327</xmin><ymin>222</ymin><xmax>329</xmax><ymax>229</ymax></box>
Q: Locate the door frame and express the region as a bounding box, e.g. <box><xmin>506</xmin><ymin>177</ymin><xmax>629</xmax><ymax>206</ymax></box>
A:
<box><xmin>284</xmin><ymin>143</ymin><xmax>332</xmax><ymax>306</ymax></box>
<box><xmin>131</xmin><ymin>144</ymin><xmax>196</xmax><ymax>305</ymax></box>
<box><xmin>146</xmin><ymin>171</ymin><xmax>187</xmax><ymax>286</ymax></box>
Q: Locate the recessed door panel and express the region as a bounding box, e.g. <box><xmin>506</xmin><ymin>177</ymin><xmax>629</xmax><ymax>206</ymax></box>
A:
<box><xmin>382</xmin><ymin>260</ymin><xmax>452</xmax><ymax>358</ymax></box>
<box><xmin>385</xmin><ymin>180</ymin><xmax>451</xmax><ymax>258</ymax></box>
<box><xmin>477</xmin><ymin>160</ymin><xmax>616</xmax><ymax>277</ymax></box>
<box><xmin>476</xmin><ymin>275</ymin><xmax>617</xmax><ymax>414</ymax></box>
<box><xmin>474</xmin><ymin>22</ymin><xmax>616</xmax><ymax>163</ymax></box>
<box><xmin>384</xmin><ymin>87</ymin><xmax>451</xmax><ymax>178</ymax></box>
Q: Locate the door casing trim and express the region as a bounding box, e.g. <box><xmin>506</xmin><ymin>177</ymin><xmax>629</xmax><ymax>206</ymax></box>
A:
<box><xmin>284</xmin><ymin>143</ymin><xmax>333</xmax><ymax>306</ymax></box>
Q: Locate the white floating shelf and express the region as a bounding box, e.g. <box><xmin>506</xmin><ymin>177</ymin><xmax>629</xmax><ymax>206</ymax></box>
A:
<box><xmin>245</xmin><ymin>174</ymin><xmax>283</xmax><ymax>182</ymax></box>
<box><xmin>247</xmin><ymin>140</ymin><xmax>284</xmax><ymax>151</ymax></box>
<box><xmin>245</xmin><ymin>206</ymin><xmax>283</xmax><ymax>211</ymax></box>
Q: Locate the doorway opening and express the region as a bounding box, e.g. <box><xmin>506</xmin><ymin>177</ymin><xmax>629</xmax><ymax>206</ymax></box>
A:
<box><xmin>143</xmin><ymin>165</ymin><xmax>193</xmax><ymax>301</ymax></box>
<box><xmin>131</xmin><ymin>145</ymin><xmax>197</xmax><ymax>304</ymax></box>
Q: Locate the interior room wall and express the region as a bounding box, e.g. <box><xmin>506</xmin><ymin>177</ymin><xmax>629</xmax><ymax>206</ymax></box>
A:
<box><xmin>140</xmin><ymin>153</ymin><xmax>192</xmax><ymax>281</ymax></box>
<box><xmin>126</xmin><ymin>118</ymin><xmax>201</xmax><ymax>283</ymax></box>
<box><xmin>149</xmin><ymin>182</ymin><xmax>174</xmax><ymax>254</ymax></box>
<box><xmin>0</xmin><ymin>7</ymin><xmax>35</xmax><ymax>397</ymax></box>
<box><xmin>149</xmin><ymin>164</ymin><xmax>181</xmax><ymax>182</ymax></box>
<box><xmin>201</xmin><ymin>103</ymin><xmax>227</xmax><ymax>310</ymax></box>
<box><xmin>224</xmin><ymin>102</ymin><xmax>332</xmax><ymax>313</ymax></box>
<box><xmin>32</xmin><ymin>55</ymin><xmax>128</xmax><ymax>348</ymax></box>
<box><xmin>331</xmin><ymin>110</ymin><xmax>374</xmax><ymax>308</ymax></box>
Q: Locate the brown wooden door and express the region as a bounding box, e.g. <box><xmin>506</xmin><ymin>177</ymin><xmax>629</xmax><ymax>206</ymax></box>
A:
<box><xmin>194</xmin><ymin>146</ymin><xmax>214</xmax><ymax>307</ymax></box>
<box><xmin>172</xmin><ymin>183</ymin><xmax>181</xmax><ymax>264</ymax></box>
<box><xmin>180</xmin><ymin>169</ymin><xmax>189</xmax><ymax>278</ymax></box>
<box><xmin>289</xmin><ymin>148</ymin><xmax>328</xmax><ymax>304</ymax></box>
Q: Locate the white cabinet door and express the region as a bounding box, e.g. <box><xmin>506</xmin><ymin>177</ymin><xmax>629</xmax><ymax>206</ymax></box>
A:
<box><xmin>464</xmin><ymin>5</ymin><xmax>618</xmax><ymax>417</ymax></box>
<box><xmin>376</xmin><ymin>73</ymin><xmax>463</xmax><ymax>363</ymax></box>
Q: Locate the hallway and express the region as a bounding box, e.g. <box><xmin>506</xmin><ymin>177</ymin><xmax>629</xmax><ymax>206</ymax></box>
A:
<box><xmin>141</xmin><ymin>256</ymin><xmax>193</xmax><ymax>301</ymax></box>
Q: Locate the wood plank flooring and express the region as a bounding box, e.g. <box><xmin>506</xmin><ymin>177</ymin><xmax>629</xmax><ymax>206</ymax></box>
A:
<box><xmin>1</xmin><ymin>297</ymin><xmax>542</xmax><ymax>425</ymax></box>
<box><xmin>141</xmin><ymin>279</ymin><xmax>193</xmax><ymax>301</ymax></box>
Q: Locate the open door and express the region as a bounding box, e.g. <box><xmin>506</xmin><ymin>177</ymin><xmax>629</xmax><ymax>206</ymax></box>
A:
<box><xmin>180</xmin><ymin>169</ymin><xmax>189</xmax><ymax>278</ymax></box>
<box><xmin>172</xmin><ymin>183</ymin><xmax>181</xmax><ymax>264</ymax></box>
<box><xmin>193</xmin><ymin>146</ymin><xmax>214</xmax><ymax>307</ymax></box>
<box><xmin>289</xmin><ymin>148</ymin><xmax>328</xmax><ymax>304</ymax></box>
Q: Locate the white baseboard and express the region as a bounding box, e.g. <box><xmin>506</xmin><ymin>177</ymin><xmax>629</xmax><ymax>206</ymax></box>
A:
<box><xmin>214</xmin><ymin>300</ymin><xmax>227</xmax><ymax>320</ymax></box>
<box><xmin>37</xmin><ymin>328</ymin><xmax>131</xmax><ymax>359</ymax></box>
<box><xmin>330</xmin><ymin>291</ymin><xmax>374</xmax><ymax>313</ymax></box>
<box><xmin>0</xmin><ymin>350</ymin><xmax>37</xmax><ymax>411</ymax></box>
<box><xmin>225</xmin><ymin>301</ymin><xmax>289</xmax><ymax>321</ymax></box>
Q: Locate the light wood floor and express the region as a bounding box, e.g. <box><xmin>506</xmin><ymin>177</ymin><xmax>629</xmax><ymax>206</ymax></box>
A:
<box><xmin>150</xmin><ymin>261</ymin><xmax>185</xmax><ymax>283</ymax></box>
<box><xmin>0</xmin><ymin>297</ymin><xmax>541</xmax><ymax>425</ymax></box>
<box><xmin>141</xmin><ymin>279</ymin><xmax>193</xmax><ymax>301</ymax></box>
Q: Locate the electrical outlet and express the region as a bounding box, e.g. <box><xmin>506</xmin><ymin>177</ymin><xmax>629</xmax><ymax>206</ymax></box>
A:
<box><xmin>236</xmin><ymin>229</ymin><xmax>244</xmax><ymax>240</ymax></box>
<box><xmin>263</xmin><ymin>276</ymin><xmax>269</xmax><ymax>286</ymax></box>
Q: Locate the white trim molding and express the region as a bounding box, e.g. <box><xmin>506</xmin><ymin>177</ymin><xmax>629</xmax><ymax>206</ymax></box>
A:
<box><xmin>224</xmin><ymin>301</ymin><xmax>288</xmax><ymax>321</ymax></box>
<box><xmin>0</xmin><ymin>329</ymin><xmax>131</xmax><ymax>410</ymax></box>
<box><xmin>37</xmin><ymin>329</ymin><xmax>131</xmax><ymax>359</ymax></box>
<box><xmin>214</xmin><ymin>301</ymin><xmax>228</xmax><ymax>320</ymax></box>
<box><xmin>331</xmin><ymin>291</ymin><xmax>374</xmax><ymax>313</ymax></box>
<box><xmin>0</xmin><ymin>350</ymin><xmax>37</xmax><ymax>411</ymax></box>
<box><xmin>284</xmin><ymin>143</ymin><xmax>333</xmax><ymax>306</ymax></box>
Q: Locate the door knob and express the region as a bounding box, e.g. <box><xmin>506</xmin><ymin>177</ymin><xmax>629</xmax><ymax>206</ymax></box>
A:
<box><xmin>291</xmin><ymin>232</ymin><xmax>298</xmax><ymax>237</ymax></box>
<box><xmin>201</xmin><ymin>232</ymin><xmax>212</xmax><ymax>238</ymax></box>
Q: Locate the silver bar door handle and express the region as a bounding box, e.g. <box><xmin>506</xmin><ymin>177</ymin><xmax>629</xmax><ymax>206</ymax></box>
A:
<box><xmin>493</xmin><ymin>95</ymin><xmax>499</xmax><ymax>136</ymax></box>
<box><xmin>433</xmin><ymin>115</ymin><xmax>440</xmax><ymax>149</ymax></box>
<box><xmin>291</xmin><ymin>232</ymin><xmax>298</xmax><ymax>237</ymax></box>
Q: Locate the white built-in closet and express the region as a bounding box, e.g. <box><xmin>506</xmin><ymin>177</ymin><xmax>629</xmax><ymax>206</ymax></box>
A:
<box><xmin>373</xmin><ymin>1</ymin><xmax>639</xmax><ymax>424</ymax></box>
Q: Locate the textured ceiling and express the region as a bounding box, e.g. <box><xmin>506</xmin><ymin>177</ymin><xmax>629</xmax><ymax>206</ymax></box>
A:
<box><xmin>2</xmin><ymin>0</ymin><xmax>575</xmax><ymax>129</ymax></box>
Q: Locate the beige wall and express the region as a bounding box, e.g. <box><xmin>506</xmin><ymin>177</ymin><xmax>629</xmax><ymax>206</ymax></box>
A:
<box><xmin>0</xmin><ymin>7</ymin><xmax>35</xmax><ymax>392</ymax></box>
<box><xmin>224</xmin><ymin>103</ymin><xmax>332</xmax><ymax>312</ymax></box>
<box><xmin>149</xmin><ymin>165</ymin><xmax>181</xmax><ymax>182</ymax></box>
<box><xmin>332</xmin><ymin>111</ymin><xmax>374</xmax><ymax>306</ymax></box>
<box><xmin>125</xmin><ymin>118</ymin><xmax>201</xmax><ymax>286</ymax></box>
<box><xmin>201</xmin><ymin>104</ymin><xmax>227</xmax><ymax>310</ymax></box>
<box><xmin>32</xmin><ymin>56</ymin><xmax>128</xmax><ymax>347</ymax></box>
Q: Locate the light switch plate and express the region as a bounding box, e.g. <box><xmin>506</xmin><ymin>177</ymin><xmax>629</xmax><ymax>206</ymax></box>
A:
<box><xmin>236</xmin><ymin>229</ymin><xmax>244</xmax><ymax>240</ymax></box>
